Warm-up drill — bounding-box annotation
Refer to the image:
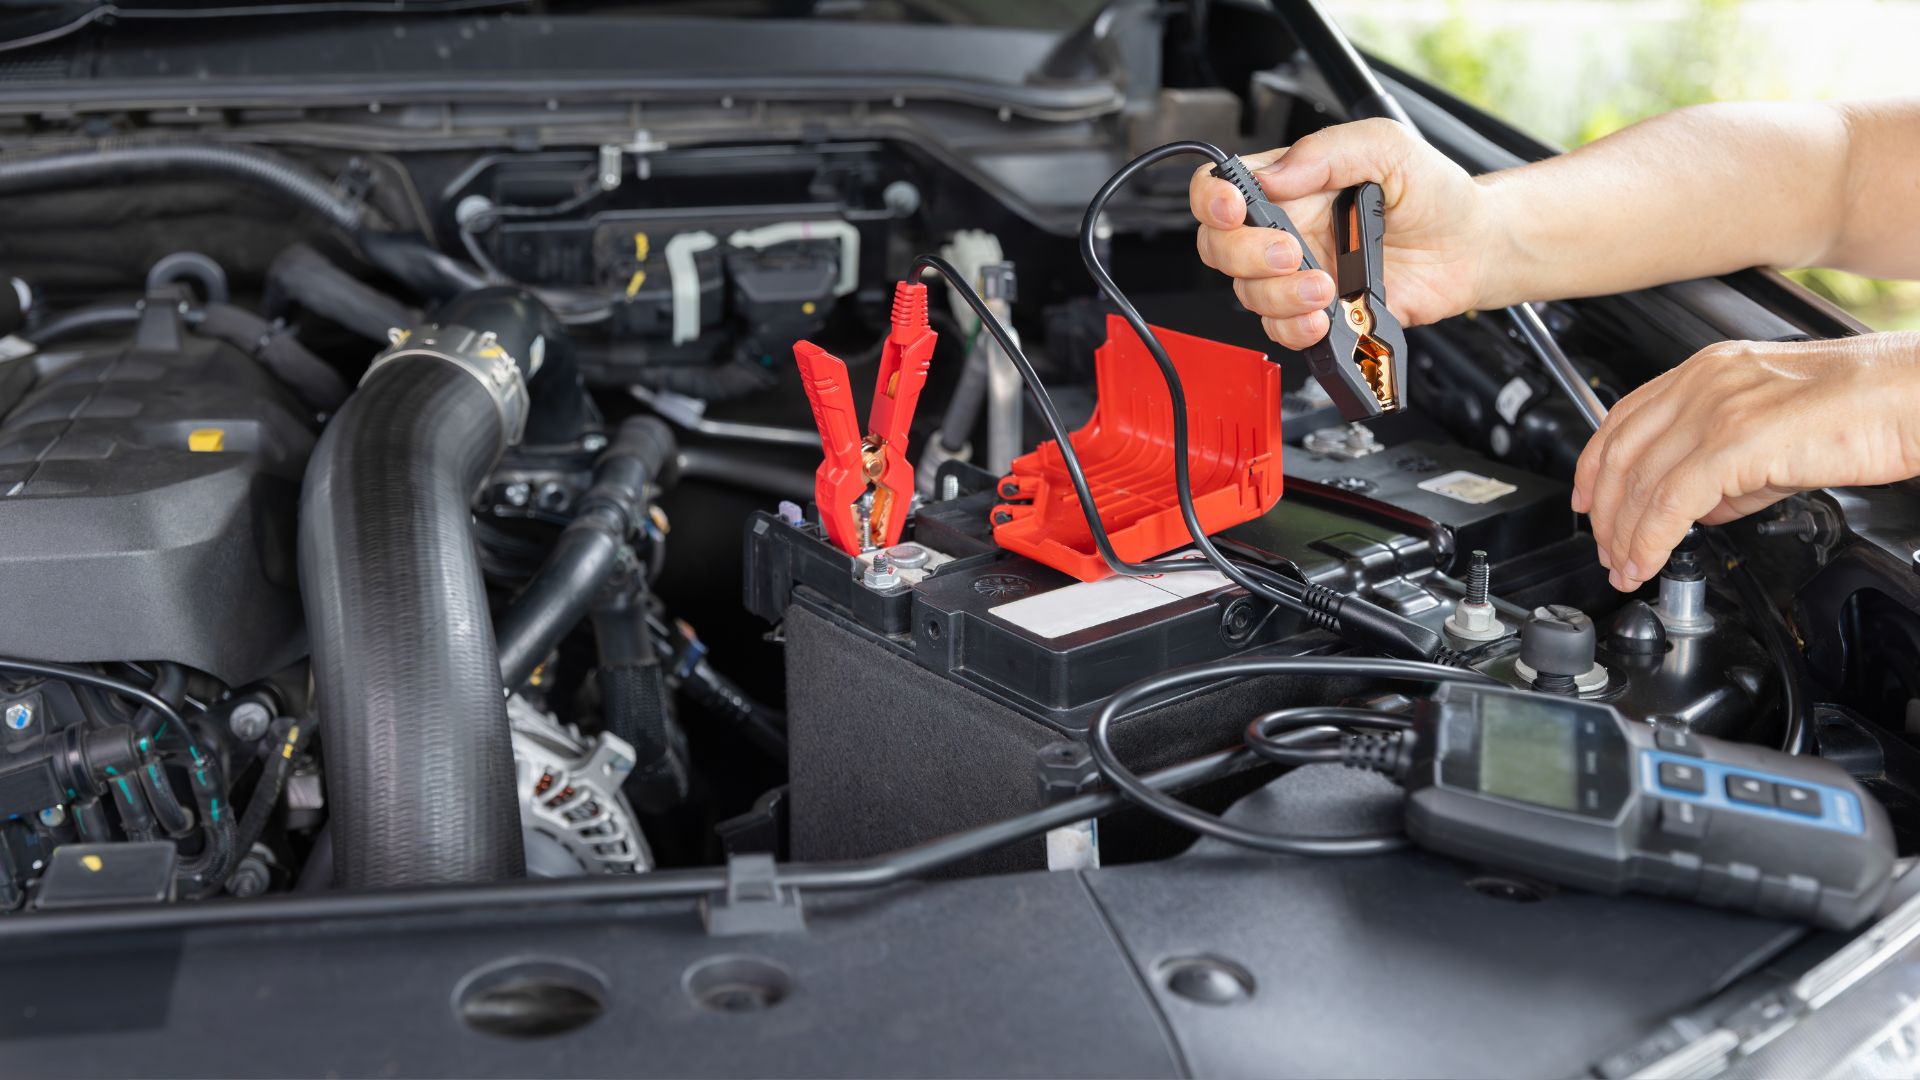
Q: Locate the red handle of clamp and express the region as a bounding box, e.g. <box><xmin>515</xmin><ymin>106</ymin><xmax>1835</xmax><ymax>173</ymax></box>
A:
<box><xmin>793</xmin><ymin>281</ymin><xmax>938</xmax><ymax>555</ymax></box>
<box><xmin>793</xmin><ymin>341</ymin><xmax>869</xmax><ymax>555</ymax></box>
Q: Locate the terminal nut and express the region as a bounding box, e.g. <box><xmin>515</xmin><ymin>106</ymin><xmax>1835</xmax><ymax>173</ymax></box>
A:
<box><xmin>1443</xmin><ymin>599</ymin><xmax>1507</xmax><ymax>643</ymax></box>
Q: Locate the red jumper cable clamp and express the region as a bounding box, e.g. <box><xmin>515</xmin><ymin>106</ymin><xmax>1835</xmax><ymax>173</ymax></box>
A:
<box><xmin>793</xmin><ymin>282</ymin><xmax>937</xmax><ymax>554</ymax></box>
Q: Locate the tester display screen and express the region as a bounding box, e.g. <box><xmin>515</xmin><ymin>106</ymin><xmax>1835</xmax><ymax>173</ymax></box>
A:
<box><xmin>1477</xmin><ymin>694</ymin><xmax>1578</xmax><ymax>811</ymax></box>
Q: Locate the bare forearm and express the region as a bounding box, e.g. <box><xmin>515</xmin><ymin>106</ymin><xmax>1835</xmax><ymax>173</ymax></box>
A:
<box><xmin>1475</xmin><ymin>101</ymin><xmax>1876</xmax><ymax>306</ymax></box>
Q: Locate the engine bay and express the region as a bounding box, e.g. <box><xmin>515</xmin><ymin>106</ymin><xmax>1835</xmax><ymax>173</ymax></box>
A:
<box><xmin>0</xmin><ymin>3</ymin><xmax>1917</xmax><ymax>1073</ymax></box>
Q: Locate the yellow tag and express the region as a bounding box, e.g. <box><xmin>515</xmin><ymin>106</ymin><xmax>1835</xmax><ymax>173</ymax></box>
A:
<box><xmin>80</xmin><ymin>854</ymin><xmax>103</xmax><ymax>872</ymax></box>
<box><xmin>625</xmin><ymin>270</ymin><xmax>648</xmax><ymax>299</ymax></box>
<box><xmin>634</xmin><ymin>232</ymin><xmax>650</xmax><ymax>262</ymax></box>
<box><xmin>188</xmin><ymin>428</ymin><xmax>226</xmax><ymax>452</ymax></box>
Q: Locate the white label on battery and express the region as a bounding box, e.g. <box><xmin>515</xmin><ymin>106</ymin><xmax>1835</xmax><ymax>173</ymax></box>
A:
<box><xmin>1494</xmin><ymin>376</ymin><xmax>1532</xmax><ymax>425</ymax></box>
<box><xmin>1138</xmin><ymin>550</ymin><xmax>1235</xmax><ymax>598</ymax></box>
<box><xmin>990</xmin><ymin>575</ymin><xmax>1175</xmax><ymax>638</ymax></box>
<box><xmin>1417</xmin><ymin>469</ymin><xmax>1518</xmax><ymax>505</ymax></box>
<box><xmin>990</xmin><ymin>549</ymin><xmax>1240</xmax><ymax>639</ymax></box>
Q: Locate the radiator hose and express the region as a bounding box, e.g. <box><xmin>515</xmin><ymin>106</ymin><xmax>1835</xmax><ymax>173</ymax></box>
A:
<box><xmin>300</xmin><ymin>287</ymin><xmax>564</xmax><ymax>889</ymax></box>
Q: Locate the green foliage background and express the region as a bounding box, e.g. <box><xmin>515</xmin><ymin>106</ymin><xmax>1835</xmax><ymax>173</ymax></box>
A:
<box><xmin>1330</xmin><ymin>0</ymin><xmax>1920</xmax><ymax>330</ymax></box>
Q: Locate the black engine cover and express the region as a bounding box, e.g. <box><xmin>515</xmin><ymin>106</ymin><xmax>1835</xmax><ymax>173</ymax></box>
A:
<box><xmin>0</xmin><ymin>307</ymin><xmax>314</xmax><ymax>682</ymax></box>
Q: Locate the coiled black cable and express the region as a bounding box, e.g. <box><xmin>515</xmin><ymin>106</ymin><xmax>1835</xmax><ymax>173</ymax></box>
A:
<box><xmin>1243</xmin><ymin>705</ymin><xmax>1411</xmax><ymax>767</ymax></box>
<box><xmin>1087</xmin><ymin>655</ymin><xmax>1496</xmax><ymax>855</ymax></box>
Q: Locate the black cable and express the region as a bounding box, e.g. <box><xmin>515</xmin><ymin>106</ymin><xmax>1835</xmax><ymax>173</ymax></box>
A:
<box><xmin>1088</xmin><ymin>655</ymin><xmax>1495</xmax><ymax>855</ymax></box>
<box><xmin>0</xmin><ymin>658</ymin><xmax>185</xmax><ymax>737</ymax></box>
<box><xmin>1244</xmin><ymin>705</ymin><xmax>1410</xmax><ymax>766</ymax></box>
<box><xmin>0</xmin><ymin>742</ymin><xmax>1263</xmax><ymax>939</ymax></box>
<box><xmin>230</xmin><ymin>718</ymin><xmax>312</xmax><ymax>874</ymax></box>
<box><xmin>915</xmin><ymin>252</ymin><xmax>1305</xmax><ymax>603</ymax></box>
<box><xmin>918</xmin><ymin>182</ymin><xmax>1461</xmax><ymax>664</ymax></box>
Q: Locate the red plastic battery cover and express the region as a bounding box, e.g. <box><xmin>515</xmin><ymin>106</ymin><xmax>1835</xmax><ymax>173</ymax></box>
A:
<box><xmin>991</xmin><ymin>315</ymin><xmax>1283</xmax><ymax>581</ymax></box>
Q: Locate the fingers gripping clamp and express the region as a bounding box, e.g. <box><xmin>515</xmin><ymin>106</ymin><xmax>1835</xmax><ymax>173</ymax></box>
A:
<box><xmin>1210</xmin><ymin>156</ymin><xmax>1407</xmax><ymax>422</ymax></box>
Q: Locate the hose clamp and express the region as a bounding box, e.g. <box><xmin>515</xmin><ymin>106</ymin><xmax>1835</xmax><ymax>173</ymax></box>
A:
<box><xmin>364</xmin><ymin>324</ymin><xmax>530</xmax><ymax>445</ymax></box>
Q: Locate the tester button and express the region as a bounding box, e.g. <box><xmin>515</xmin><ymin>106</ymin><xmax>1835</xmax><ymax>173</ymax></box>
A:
<box><xmin>1659</xmin><ymin>799</ymin><xmax>1710</xmax><ymax>839</ymax></box>
<box><xmin>1777</xmin><ymin>784</ymin><xmax>1822</xmax><ymax>818</ymax></box>
<box><xmin>1658</xmin><ymin>760</ymin><xmax>1706</xmax><ymax>795</ymax></box>
<box><xmin>1727</xmin><ymin>775</ymin><xmax>1776</xmax><ymax>807</ymax></box>
<box><xmin>1655</xmin><ymin>727</ymin><xmax>1703</xmax><ymax>757</ymax></box>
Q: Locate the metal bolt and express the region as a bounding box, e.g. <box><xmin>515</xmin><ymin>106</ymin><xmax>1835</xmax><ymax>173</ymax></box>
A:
<box><xmin>863</xmin><ymin>552</ymin><xmax>904</xmax><ymax>592</ymax></box>
<box><xmin>229</xmin><ymin>700</ymin><xmax>272</xmax><ymax>742</ymax></box>
<box><xmin>5</xmin><ymin>703</ymin><xmax>32</xmax><ymax>730</ymax></box>
<box><xmin>1444</xmin><ymin>552</ymin><xmax>1506</xmax><ymax>643</ymax></box>
<box><xmin>940</xmin><ymin>474</ymin><xmax>960</xmax><ymax>501</ymax></box>
<box><xmin>580</xmin><ymin>433</ymin><xmax>609</xmax><ymax>453</ymax></box>
<box><xmin>227</xmin><ymin>856</ymin><xmax>270</xmax><ymax>899</ymax></box>
<box><xmin>38</xmin><ymin>805</ymin><xmax>65</xmax><ymax>828</ymax></box>
<box><xmin>1465</xmin><ymin>550</ymin><xmax>1491</xmax><ymax>605</ymax></box>
<box><xmin>502</xmin><ymin>481</ymin><xmax>532</xmax><ymax>507</ymax></box>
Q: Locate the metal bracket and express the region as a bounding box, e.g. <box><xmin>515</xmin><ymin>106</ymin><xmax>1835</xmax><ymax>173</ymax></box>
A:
<box><xmin>700</xmin><ymin>853</ymin><xmax>805</xmax><ymax>936</ymax></box>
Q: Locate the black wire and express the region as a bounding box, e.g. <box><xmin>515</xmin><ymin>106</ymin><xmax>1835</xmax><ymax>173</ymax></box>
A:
<box><xmin>1087</xmin><ymin>655</ymin><xmax>1496</xmax><ymax>855</ymax></box>
<box><xmin>912</xmin><ymin>253</ymin><xmax>1312</xmax><ymax>614</ymax></box>
<box><xmin>1244</xmin><ymin>705</ymin><xmax>1411</xmax><ymax>766</ymax></box>
<box><xmin>0</xmin><ymin>658</ymin><xmax>185</xmax><ymax>735</ymax></box>
<box><xmin>1076</xmin><ymin>142</ymin><xmax>1335</xmax><ymax>614</ymax></box>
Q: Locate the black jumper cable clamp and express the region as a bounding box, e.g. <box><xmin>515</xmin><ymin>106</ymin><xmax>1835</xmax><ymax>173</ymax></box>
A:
<box><xmin>1211</xmin><ymin>156</ymin><xmax>1408</xmax><ymax>422</ymax></box>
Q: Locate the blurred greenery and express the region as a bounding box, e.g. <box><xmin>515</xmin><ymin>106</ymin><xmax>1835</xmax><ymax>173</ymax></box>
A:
<box><xmin>1332</xmin><ymin>0</ymin><xmax>1920</xmax><ymax>331</ymax></box>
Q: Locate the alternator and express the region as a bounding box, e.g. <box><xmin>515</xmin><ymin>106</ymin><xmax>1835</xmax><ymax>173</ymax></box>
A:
<box><xmin>508</xmin><ymin>695</ymin><xmax>652</xmax><ymax>877</ymax></box>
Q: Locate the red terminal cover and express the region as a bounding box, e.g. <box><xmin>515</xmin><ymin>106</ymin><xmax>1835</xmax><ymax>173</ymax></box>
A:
<box><xmin>992</xmin><ymin>315</ymin><xmax>1283</xmax><ymax>581</ymax></box>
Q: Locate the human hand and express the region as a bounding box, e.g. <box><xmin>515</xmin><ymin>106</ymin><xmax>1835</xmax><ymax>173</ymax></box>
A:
<box><xmin>1574</xmin><ymin>332</ymin><xmax>1920</xmax><ymax>591</ymax></box>
<box><xmin>1189</xmin><ymin>118</ymin><xmax>1508</xmax><ymax>351</ymax></box>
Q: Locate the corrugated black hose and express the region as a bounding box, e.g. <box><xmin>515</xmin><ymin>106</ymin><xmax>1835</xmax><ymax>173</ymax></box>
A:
<box><xmin>299</xmin><ymin>289</ymin><xmax>561</xmax><ymax>889</ymax></box>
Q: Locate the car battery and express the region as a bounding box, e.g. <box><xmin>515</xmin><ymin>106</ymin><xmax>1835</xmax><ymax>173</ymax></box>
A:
<box><xmin>757</xmin><ymin>280</ymin><xmax>1578</xmax><ymax>872</ymax></box>
<box><xmin>745</xmin><ymin>436</ymin><xmax>1576</xmax><ymax>874</ymax></box>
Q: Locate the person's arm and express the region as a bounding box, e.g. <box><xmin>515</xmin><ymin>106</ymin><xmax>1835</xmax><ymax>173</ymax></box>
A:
<box><xmin>1190</xmin><ymin>99</ymin><xmax>1920</xmax><ymax>339</ymax></box>
<box><xmin>1192</xmin><ymin>100</ymin><xmax>1920</xmax><ymax>594</ymax></box>
<box><xmin>1482</xmin><ymin>100</ymin><xmax>1920</xmax><ymax>305</ymax></box>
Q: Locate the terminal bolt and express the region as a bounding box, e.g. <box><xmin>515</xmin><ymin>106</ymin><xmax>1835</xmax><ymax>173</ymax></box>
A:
<box><xmin>1443</xmin><ymin>551</ymin><xmax>1508</xmax><ymax>643</ymax></box>
<box><xmin>862</xmin><ymin>551</ymin><xmax>905</xmax><ymax>593</ymax></box>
